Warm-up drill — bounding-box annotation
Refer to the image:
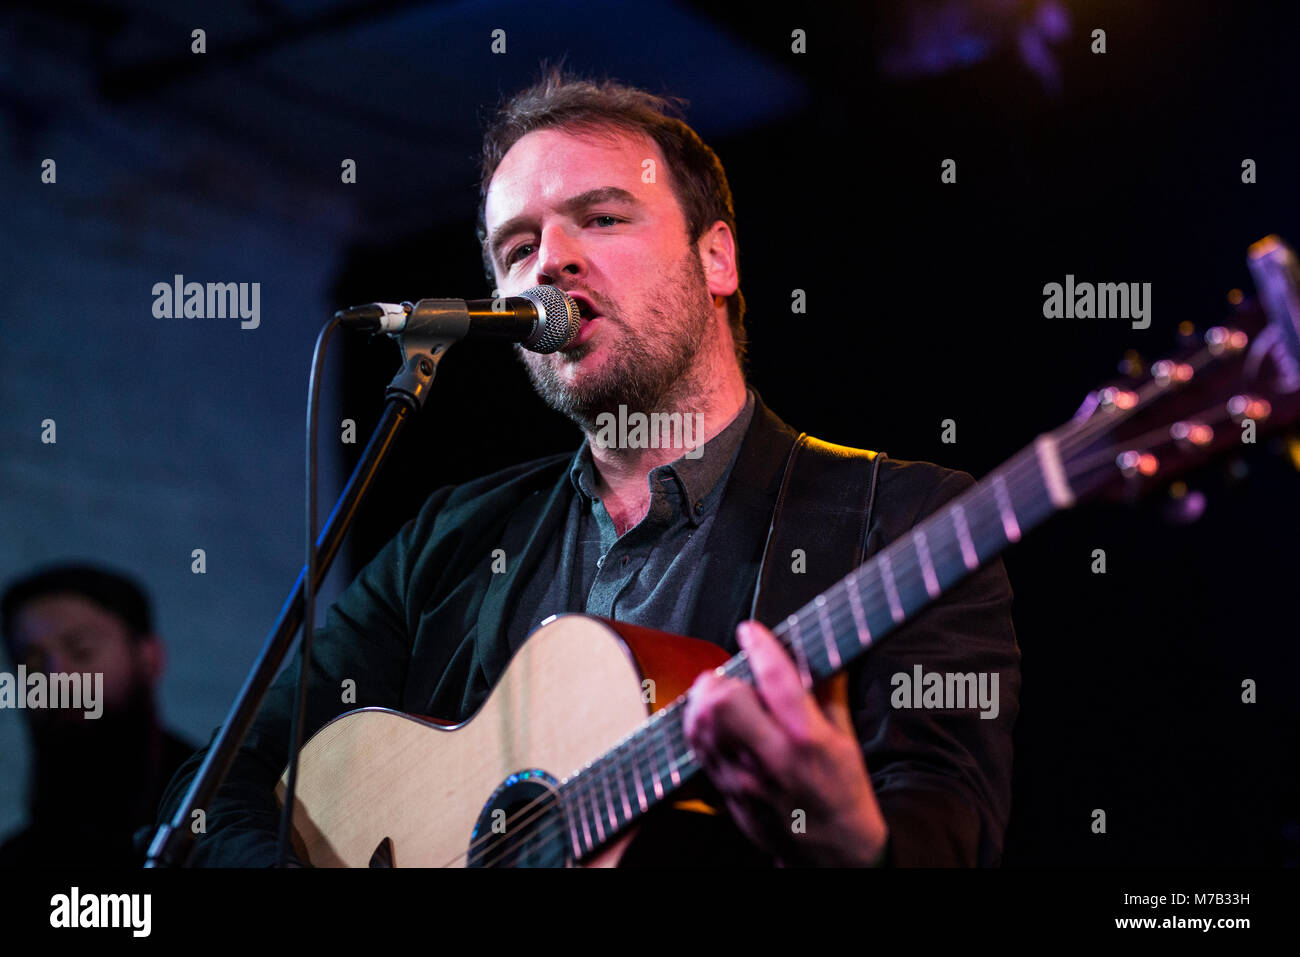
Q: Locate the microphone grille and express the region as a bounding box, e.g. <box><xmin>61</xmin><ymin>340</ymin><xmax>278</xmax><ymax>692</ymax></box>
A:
<box><xmin>520</xmin><ymin>285</ymin><xmax>581</xmax><ymax>353</ymax></box>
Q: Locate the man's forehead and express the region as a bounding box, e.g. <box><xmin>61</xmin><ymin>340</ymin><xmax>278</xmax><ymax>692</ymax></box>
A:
<box><xmin>485</xmin><ymin>127</ymin><xmax>663</xmax><ymax>224</ymax></box>
<box><xmin>12</xmin><ymin>593</ymin><xmax>118</xmax><ymax>645</ymax></box>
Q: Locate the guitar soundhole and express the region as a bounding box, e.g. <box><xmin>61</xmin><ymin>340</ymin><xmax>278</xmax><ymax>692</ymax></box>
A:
<box><xmin>467</xmin><ymin>769</ymin><xmax>569</xmax><ymax>868</ymax></box>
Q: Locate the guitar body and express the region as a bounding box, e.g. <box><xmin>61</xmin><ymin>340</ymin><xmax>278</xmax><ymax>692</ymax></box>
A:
<box><xmin>277</xmin><ymin>614</ymin><xmax>729</xmax><ymax>867</ymax></box>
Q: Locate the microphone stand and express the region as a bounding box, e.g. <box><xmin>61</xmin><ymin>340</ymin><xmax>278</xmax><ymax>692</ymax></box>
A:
<box><xmin>145</xmin><ymin>329</ymin><xmax>450</xmax><ymax>868</ymax></box>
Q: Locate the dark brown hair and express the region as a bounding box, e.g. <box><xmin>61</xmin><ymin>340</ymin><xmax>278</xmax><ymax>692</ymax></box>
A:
<box><xmin>2</xmin><ymin>563</ymin><xmax>153</xmax><ymax>661</ymax></box>
<box><xmin>476</xmin><ymin>66</ymin><xmax>747</xmax><ymax>363</ymax></box>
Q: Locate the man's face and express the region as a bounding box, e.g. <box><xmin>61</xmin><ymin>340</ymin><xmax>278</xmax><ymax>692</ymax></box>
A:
<box><xmin>484</xmin><ymin>127</ymin><xmax>718</xmax><ymax>428</ymax></box>
<box><xmin>10</xmin><ymin>594</ymin><xmax>157</xmax><ymax>721</ymax></box>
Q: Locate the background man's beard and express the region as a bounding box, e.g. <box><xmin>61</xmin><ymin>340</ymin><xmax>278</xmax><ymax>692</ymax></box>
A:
<box><xmin>27</xmin><ymin>678</ymin><xmax>159</xmax><ymax>821</ymax></box>
<box><xmin>517</xmin><ymin>250</ymin><xmax>714</xmax><ymax>432</ymax></box>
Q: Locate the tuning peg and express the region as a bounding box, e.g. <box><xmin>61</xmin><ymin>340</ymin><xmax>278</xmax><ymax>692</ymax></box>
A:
<box><xmin>1116</xmin><ymin>450</ymin><xmax>1159</xmax><ymax>478</ymax></box>
<box><xmin>1206</xmin><ymin>326</ymin><xmax>1249</xmax><ymax>355</ymax></box>
<box><xmin>1170</xmin><ymin>421</ymin><xmax>1214</xmax><ymax>447</ymax></box>
<box><xmin>1152</xmin><ymin>360</ymin><xmax>1194</xmax><ymax>385</ymax></box>
<box><xmin>1227</xmin><ymin>395</ymin><xmax>1272</xmax><ymax>422</ymax></box>
<box><xmin>1100</xmin><ymin>386</ymin><xmax>1139</xmax><ymax>410</ymax></box>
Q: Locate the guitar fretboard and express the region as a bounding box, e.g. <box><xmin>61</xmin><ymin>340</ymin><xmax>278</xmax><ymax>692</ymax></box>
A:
<box><xmin>557</xmin><ymin>436</ymin><xmax>1075</xmax><ymax>862</ymax></box>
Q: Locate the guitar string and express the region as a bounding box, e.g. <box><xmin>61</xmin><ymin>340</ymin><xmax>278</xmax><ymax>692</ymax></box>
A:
<box><xmin>449</xmin><ymin>344</ymin><xmax>1242</xmax><ymax>865</ymax></box>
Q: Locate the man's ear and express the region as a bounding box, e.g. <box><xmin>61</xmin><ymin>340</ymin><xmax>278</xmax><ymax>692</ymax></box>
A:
<box><xmin>698</xmin><ymin>220</ymin><xmax>739</xmax><ymax>302</ymax></box>
<box><xmin>134</xmin><ymin>633</ymin><xmax>166</xmax><ymax>687</ymax></box>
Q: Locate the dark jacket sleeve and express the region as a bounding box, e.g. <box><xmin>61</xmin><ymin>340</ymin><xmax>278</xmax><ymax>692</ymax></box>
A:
<box><xmin>848</xmin><ymin>461</ymin><xmax>1020</xmax><ymax>866</ymax></box>
<box><xmin>154</xmin><ymin>485</ymin><xmax>454</xmax><ymax>867</ymax></box>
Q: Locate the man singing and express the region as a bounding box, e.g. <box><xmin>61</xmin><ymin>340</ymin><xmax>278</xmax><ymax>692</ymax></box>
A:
<box><xmin>158</xmin><ymin>68</ymin><xmax>1019</xmax><ymax>867</ymax></box>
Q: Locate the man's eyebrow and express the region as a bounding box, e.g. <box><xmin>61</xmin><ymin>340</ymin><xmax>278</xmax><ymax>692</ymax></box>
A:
<box><xmin>488</xmin><ymin>187</ymin><xmax>641</xmax><ymax>263</ymax></box>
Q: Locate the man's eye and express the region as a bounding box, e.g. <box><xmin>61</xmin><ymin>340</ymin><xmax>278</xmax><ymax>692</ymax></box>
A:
<box><xmin>506</xmin><ymin>243</ymin><xmax>534</xmax><ymax>266</ymax></box>
<box><xmin>505</xmin><ymin>217</ymin><xmax>620</xmax><ymax>267</ymax></box>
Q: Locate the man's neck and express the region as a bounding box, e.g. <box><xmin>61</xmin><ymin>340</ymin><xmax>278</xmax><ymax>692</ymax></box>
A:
<box><xmin>584</xmin><ymin>364</ymin><xmax>747</xmax><ymax>535</ymax></box>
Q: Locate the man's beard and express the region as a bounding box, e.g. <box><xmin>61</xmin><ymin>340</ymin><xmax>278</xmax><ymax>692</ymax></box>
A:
<box><xmin>27</xmin><ymin>678</ymin><xmax>161</xmax><ymax>825</ymax></box>
<box><xmin>516</xmin><ymin>248</ymin><xmax>714</xmax><ymax>432</ymax></box>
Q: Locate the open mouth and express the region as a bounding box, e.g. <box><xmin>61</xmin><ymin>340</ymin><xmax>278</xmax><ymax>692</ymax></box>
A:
<box><xmin>568</xmin><ymin>292</ymin><xmax>599</xmax><ymax>321</ymax></box>
<box><xmin>558</xmin><ymin>293</ymin><xmax>605</xmax><ymax>351</ymax></box>
<box><xmin>558</xmin><ymin>292</ymin><xmax>605</xmax><ymax>352</ymax></box>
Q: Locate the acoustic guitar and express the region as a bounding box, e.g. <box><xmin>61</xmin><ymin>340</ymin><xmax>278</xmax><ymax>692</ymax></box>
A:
<box><xmin>278</xmin><ymin>236</ymin><xmax>1300</xmax><ymax>867</ymax></box>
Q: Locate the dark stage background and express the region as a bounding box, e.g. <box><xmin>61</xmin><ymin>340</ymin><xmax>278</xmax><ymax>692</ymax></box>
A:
<box><xmin>2</xmin><ymin>0</ymin><xmax>1296</xmax><ymax>867</ymax></box>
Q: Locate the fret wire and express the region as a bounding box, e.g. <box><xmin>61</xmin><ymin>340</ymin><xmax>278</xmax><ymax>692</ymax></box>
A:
<box><xmin>601</xmin><ymin>773</ymin><xmax>617</xmax><ymax>834</ymax></box>
<box><xmin>646</xmin><ymin>728</ymin><xmax>665</xmax><ymax>800</ymax></box>
<box><xmin>591</xmin><ymin>782</ymin><xmax>606</xmax><ymax>845</ymax></box>
<box><xmin>568</xmin><ymin>809</ymin><xmax>581</xmax><ymax>860</ymax></box>
<box><xmin>577</xmin><ymin>792</ymin><xmax>592</xmax><ymax>854</ymax></box>
<box><xmin>878</xmin><ymin>550</ymin><xmax>905</xmax><ymax>623</ymax></box>
<box><xmin>913</xmin><ymin>528</ymin><xmax>940</xmax><ymax>598</ymax></box>
<box><xmin>631</xmin><ymin>747</ymin><xmax>648</xmax><ymax>812</ymax></box>
<box><xmin>847</xmin><ymin>569</ymin><xmax>872</xmax><ymax>647</ymax></box>
<box><xmin>617</xmin><ymin>758</ymin><xmax>632</xmax><ymax>821</ymax></box>
<box><xmin>815</xmin><ymin>594</ymin><xmax>840</xmax><ymax>670</ymax></box>
<box><xmin>786</xmin><ymin>615</ymin><xmax>813</xmax><ymax>688</ymax></box>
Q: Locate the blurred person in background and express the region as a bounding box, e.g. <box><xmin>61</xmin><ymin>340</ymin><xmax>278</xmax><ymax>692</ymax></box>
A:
<box><xmin>0</xmin><ymin>563</ymin><xmax>195</xmax><ymax>867</ymax></box>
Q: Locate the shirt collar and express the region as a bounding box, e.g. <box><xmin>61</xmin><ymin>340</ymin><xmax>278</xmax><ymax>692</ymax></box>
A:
<box><xmin>568</xmin><ymin>388</ymin><xmax>756</xmax><ymax>524</ymax></box>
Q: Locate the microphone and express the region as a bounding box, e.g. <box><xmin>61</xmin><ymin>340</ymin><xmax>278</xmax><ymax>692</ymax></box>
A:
<box><xmin>334</xmin><ymin>285</ymin><xmax>581</xmax><ymax>354</ymax></box>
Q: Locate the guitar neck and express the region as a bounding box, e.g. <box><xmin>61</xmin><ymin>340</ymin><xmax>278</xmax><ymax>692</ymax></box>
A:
<box><xmin>558</xmin><ymin>433</ymin><xmax>1077</xmax><ymax>862</ymax></box>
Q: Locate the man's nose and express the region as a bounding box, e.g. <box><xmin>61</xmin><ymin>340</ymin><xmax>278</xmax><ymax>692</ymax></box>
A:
<box><xmin>534</xmin><ymin>223</ymin><xmax>585</xmax><ymax>283</ymax></box>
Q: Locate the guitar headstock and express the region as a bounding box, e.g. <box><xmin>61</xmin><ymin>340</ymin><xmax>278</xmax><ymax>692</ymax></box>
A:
<box><xmin>1053</xmin><ymin>235</ymin><xmax>1300</xmax><ymax>504</ymax></box>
